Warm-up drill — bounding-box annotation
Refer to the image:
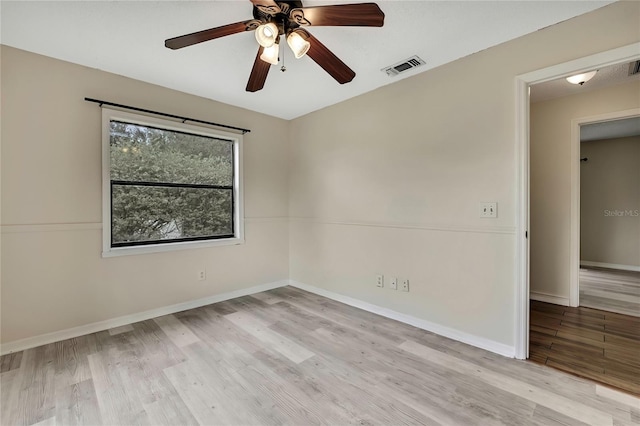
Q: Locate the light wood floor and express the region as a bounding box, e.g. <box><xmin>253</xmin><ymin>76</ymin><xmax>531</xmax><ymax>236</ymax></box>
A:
<box><xmin>2</xmin><ymin>287</ymin><xmax>640</xmax><ymax>426</ymax></box>
<box><xmin>529</xmin><ymin>300</ymin><xmax>640</xmax><ymax>397</ymax></box>
<box><xmin>580</xmin><ymin>267</ymin><xmax>640</xmax><ymax>317</ymax></box>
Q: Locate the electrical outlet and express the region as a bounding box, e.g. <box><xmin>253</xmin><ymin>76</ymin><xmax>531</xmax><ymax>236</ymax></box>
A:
<box><xmin>390</xmin><ymin>277</ymin><xmax>398</xmax><ymax>290</ymax></box>
<box><xmin>376</xmin><ymin>274</ymin><xmax>384</xmax><ymax>288</ymax></box>
<box><xmin>479</xmin><ymin>202</ymin><xmax>497</xmax><ymax>218</ymax></box>
<box><xmin>198</xmin><ymin>270</ymin><xmax>206</xmax><ymax>281</ymax></box>
<box><xmin>401</xmin><ymin>279</ymin><xmax>410</xmax><ymax>292</ymax></box>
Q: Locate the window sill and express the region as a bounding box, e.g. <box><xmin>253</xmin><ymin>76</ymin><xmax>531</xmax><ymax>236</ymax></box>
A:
<box><xmin>102</xmin><ymin>236</ymin><xmax>244</xmax><ymax>258</ymax></box>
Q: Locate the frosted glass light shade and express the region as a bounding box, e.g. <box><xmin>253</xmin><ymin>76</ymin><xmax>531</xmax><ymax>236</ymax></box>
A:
<box><xmin>260</xmin><ymin>42</ymin><xmax>279</xmax><ymax>65</ymax></box>
<box><xmin>255</xmin><ymin>23</ymin><xmax>278</xmax><ymax>48</ymax></box>
<box><xmin>566</xmin><ymin>70</ymin><xmax>597</xmax><ymax>85</ymax></box>
<box><xmin>287</xmin><ymin>31</ymin><xmax>310</xmax><ymax>59</ymax></box>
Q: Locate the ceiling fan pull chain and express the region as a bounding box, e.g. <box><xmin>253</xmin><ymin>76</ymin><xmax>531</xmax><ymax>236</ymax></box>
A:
<box><xmin>281</xmin><ymin>41</ymin><xmax>287</xmax><ymax>72</ymax></box>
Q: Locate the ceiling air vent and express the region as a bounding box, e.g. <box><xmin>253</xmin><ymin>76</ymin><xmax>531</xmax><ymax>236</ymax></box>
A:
<box><xmin>382</xmin><ymin>55</ymin><xmax>425</xmax><ymax>77</ymax></box>
<box><xmin>629</xmin><ymin>60</ymin><xmax>640</xmax><ymax>76</ymax></box>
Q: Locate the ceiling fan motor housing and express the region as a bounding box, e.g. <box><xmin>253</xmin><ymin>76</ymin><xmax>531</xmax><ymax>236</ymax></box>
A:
<box><xmin>253</xmin><ymin>1</ymin><xmax>304</xmax><ymax>36</ymax></box>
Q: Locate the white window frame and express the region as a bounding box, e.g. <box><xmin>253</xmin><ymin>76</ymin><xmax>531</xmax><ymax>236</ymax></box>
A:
<box><xmin>101</xmin><ymin>108</ymin><xmax>244</xmax><ymax>257</ymax></box>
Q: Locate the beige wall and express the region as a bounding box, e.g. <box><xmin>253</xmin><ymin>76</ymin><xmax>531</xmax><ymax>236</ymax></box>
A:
<box><xmin>530</xmin><ymin>80</ymin><xmax>640</xmax><ymax>300</ymax></box>
<box><xmin>580</xmin><ymin>136</ymin><xmax>640</xmax><ymax>267</ymax></box>
<box><xmin>0</xmin><ymin>46</ymin><xmax>290</xmax><ymax>344</ymax></box>
<box><xmin>289</xmin><ymin>1</ymin><xmax>640</xmax><ymax>347</ymax></box>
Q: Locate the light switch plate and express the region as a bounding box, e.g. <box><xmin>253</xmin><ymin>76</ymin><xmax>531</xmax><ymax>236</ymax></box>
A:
<box><xmin>480</xmin><ymin>202</ymin><xmax>497</xmax><ymax>218</ymax></box>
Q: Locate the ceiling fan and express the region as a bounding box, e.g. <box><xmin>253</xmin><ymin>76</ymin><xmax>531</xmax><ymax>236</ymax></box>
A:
<box><xmin>165</xmin><ymin>0</ymin><xmax>385</xmax><ymax>92</ymax></box>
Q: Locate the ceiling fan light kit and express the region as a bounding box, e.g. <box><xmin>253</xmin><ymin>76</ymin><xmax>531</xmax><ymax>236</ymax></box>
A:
<box><xmin>255</xmin><ymin>22</ymin><xmax>279</xmax><ymax>47</ymax></box>
<box><xmin>287</xmin><ymin>30</ymin><xmax>310</xmax><ymax>59</ymax></box>
<box><xmin>260</xmin><ymin>39</ymin><xmax>280</xmax><ymax>64</ymax></box>
<box><xmin>165</xmin><ymin>0</ymin><xmax>385</xmax><ymax>92</ymax></box>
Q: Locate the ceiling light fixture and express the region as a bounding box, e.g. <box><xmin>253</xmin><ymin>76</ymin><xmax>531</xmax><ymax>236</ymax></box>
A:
<box><xmin>287</xmin><ymin>30</ymin><xmax>311</xmax><ymax>59</ymax></box>
<box><xmin>255</xmin><ymin>22</ymin><xmax>278</xmax><ymax>48</ymax></box>
<box><xmin>260</xmin><ymin>38</ymin><xmax>280</xmax><ymax>65</ymax></box>
<box><xmin>566</xmin><ymin>70</ymin><xmax>597</xmax><ymax>85</ymax></box>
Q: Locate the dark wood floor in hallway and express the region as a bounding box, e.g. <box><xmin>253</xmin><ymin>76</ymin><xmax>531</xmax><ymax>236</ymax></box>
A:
<box><xmin>529</xmin><ymin>300</ymin><xmax>640</xmax><ymax>396</ymax></box>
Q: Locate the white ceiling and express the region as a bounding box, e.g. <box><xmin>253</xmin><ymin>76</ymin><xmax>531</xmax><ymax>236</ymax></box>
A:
<box><xmin>531</xmin><ymin>61</ymin><xmax>640</xmax><ymax>104</ymax></box>
<box><xmin>1</xmin><ymin>0</ymin><xmax>615</xmax><ymax>120</ymax></box>
<box><xmin>581</xmin><ymin>117</ymin><xmax>640</xmax><ymax>142</ymax></box>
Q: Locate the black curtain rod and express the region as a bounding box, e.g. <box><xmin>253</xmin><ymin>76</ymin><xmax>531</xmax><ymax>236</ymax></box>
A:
<box><xmin>84</xmin><ymin>97</ymin><xmax>250</xmax><ymax>134</ymax></box>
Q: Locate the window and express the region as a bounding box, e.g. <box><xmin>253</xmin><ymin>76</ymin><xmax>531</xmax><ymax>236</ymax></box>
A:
<box><xmin>102</xmin><ymin>108</ymin><xmax>243</xmax><ymax>256</ymax></box>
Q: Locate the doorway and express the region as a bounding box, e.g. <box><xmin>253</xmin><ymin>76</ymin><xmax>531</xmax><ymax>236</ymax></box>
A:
<box><xmin>514</xmin><ymin>42</ymin><xmax>640</xmax><ymax>359</ymax></box>
<box><xmin>515</xmin><ymin>43</ymin><xmax>640</xmax><ymax>395</ymax></box>
<box><xmin>578</xmin><ymin>115</ymin><xmax>640</xmax><ymax>316</ymax></box>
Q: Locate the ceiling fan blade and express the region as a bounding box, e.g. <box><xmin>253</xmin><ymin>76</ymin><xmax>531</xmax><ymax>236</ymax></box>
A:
<box><xmin>250</xmin><ymin>0</ymin><xmax>281</xmax><ymax>16</ymax></box>
<box><xmin>165</xmin><ymin>20</ymin><xmax>261</xmax><ymax>50</ymax></box>
<box><xmin>290</xmin><ymin>3</ymin><xmax>384</xmax><ymax>27</ymax></box>
<box><xmin>246</xmin><ymin>47</ymin><xmax>271</xmax><ymax>92</ymax></box>
<box><xmin>300</xmin><ymin>30</ymin><xmax>355</xmax><ymax>84</ymax></box>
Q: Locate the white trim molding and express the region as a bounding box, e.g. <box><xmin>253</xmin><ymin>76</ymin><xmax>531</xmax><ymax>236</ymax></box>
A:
<box><xmin>580</xmin><ymin>261</ymin><xmax>640</xmax><ymax>273</ymax></box>
<box><xmin>530</xmin><ymin>292</ymin><xmax>571</xmax><ymax>306</ymax></box>
<box><xmin>289</xmin><ymin>280</ymin><xmax>516</xmax><ymax>358</ymax></box>
<box><xmin>514</xmin><ymin>78</ymin><xmax>530</xmax><ymax>360</ymax></box>
<box><xmin>0</xmin><ymin>280</ymin><xmax>288</xmax><ymax>355</ymax></box>
<box><xmin>289</xmin><ymin>217</ymin><xmax>515</xmax><ymax>235</ymax></box>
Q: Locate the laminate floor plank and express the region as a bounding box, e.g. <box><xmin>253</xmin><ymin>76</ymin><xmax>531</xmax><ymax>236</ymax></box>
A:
<box><xmin>4</xmin><ymin>286</ymin><xmax>639</xmax><ymax>425</ymax></box>
<box><xmin>162</xmin><ymin>357</ymin><xmax>254</xmax><ymax>425</ymax></box>
<box><xmin>153</xmin><ymin>314</ymin><xmax>200</xmax><ymax>348</ymax></box>
<box><xmin>87</xmin><ymin>350</ymin><xmax>150</xmax><ymax>425</ymax></box>
<box><xmin>14</xmin><ymin>346</ymin><xmax>57</xmax><ymax>426</ymax></box>
<box><xmin>54</xmin><ymin>378</ymin><xmax>102</xmax><ymax>426</ymax></box>
<box><xmin>52</xmin><ymin>338</ymin><xmax>93</xmax><ymax>390</ymax></box>
<box><xmin>1</xmin><ymin>368</ymin><xmax>23</xmax><ymax>425</ymax></box>
<box><xmin>295</xmin><ymin>348</ymin><xmax>453</xmax><ymax>425</ymax></box>
<box><xmin>0</xmin><ymin>351</ymin><xmax>23</xmax><ymax>373</ymax></box>
<box><xmin>249</xmin><ymin>291</ymin><xmax>287</xmax><ymax>305</ymax></box>
<box><xmin>580</xmin><ymin>268</ymin><xmax>640</xmax><ymax>317</ymax></box>
<box><xmin>400</xmin><ymin>340</ymin><xmax>614</xmax><ymax>426</ymax></box>
<box><xmin>224</xmin><ymin>310</ymin><xmax>315</xmax><ymax>364</ymax></box>
<box><xmin>233</xmin><ymin>355</ymin><xmax>347</xmax><ymax>425</ymax></box>
<box><xmin>107</xmin><ymin>324</ymin><xmax>134</xmax><ymax>336</ymax></box>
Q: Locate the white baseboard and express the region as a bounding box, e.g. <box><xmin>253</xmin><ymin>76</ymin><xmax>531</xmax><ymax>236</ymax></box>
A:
<box><xmin>580</xmin><ymin>261</ymin><xmax>640</xmax><ymax>272</ymax></box>
<box><xmin>288</xmin><ymin>280</ymin><xmax>515</xmax><ymax>358</ymax></box>
<box><xmin>530</xmin><ymin>291</ymin><xmax>570</xmax><ymax>306</ymax></box>
<box><xmin>3</xmin><ymin>278</ymin><xmax>519</xmax><ymax>359</ymax></box>
<box><xmin>0</xmin><ymin>280</ymin><xmax>289</xmax><ymax>355</ymax></box>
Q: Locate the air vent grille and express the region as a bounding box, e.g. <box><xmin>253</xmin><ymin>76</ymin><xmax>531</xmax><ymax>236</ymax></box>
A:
<box><xmin>629</xmin><ymin>60</ymin><xmax>640</xmax><ymax>76</ymax></box>
<box><xmin>382</xmin><ymin>55</ymin><xmax>426</xmax><ymax>77</ymax></box>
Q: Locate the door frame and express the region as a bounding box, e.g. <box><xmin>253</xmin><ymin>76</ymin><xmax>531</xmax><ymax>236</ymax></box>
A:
<box><xmin>571</xmin><ymin>108</ymin><xmax>640</xmax><ymax>304</ymax></box>
<box><xmin>513</xmin><ymin>42</ymin><xmax>640</xmax><ymax>360</ymax></box>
